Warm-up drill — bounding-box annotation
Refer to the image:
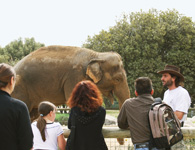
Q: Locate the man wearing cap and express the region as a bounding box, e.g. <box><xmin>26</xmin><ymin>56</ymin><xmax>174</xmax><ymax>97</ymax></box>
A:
<box><xmin>158</xmin><ymin>64</ymin><xmax>191</xmax><ymax>149</ymax></box>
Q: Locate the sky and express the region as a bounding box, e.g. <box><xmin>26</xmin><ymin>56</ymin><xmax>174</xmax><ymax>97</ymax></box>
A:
<box><xmin>1</xmin><ymin>0</ymin><xmax>195</xmax><ymax>48</ymax></box>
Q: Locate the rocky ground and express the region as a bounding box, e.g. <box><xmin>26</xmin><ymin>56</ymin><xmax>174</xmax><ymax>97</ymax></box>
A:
<box><xmin>184</xmin><ymin>116</ymin><xmax>195</xmax><ymax>127</ymax></box>
<box><xmin>105</xmin><ymin>115</ymin><xmax>117</xmax><ymax>126</ymax></box>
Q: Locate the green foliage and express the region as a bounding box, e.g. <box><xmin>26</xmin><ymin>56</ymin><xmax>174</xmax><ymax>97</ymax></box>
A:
<box><xmin>0</xmin><ymin>37</ymin><xmax>44</xmax><ymax>65</ymax></box>
<box><xmin>83</xmin><ymin>9</ymin><xmax>195</xmax><ymax>100</ymax></box>
<box><xmin>55</xmin><ymin>113</ymin><xmax>69</xmax><ymax>125</ymax></box>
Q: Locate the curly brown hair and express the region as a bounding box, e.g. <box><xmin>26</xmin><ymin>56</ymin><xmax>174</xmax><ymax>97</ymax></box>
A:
<box><xmin>67</xmin><ymin>80</ymin><xmax>103</xmax><ymax>113</ymax></box>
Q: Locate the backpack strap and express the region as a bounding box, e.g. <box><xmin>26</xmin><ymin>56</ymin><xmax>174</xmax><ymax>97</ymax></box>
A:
<box><xmin>151</xmin><ymin>102</ymin><xmax>161</xmax><ymax>110</ymax></box>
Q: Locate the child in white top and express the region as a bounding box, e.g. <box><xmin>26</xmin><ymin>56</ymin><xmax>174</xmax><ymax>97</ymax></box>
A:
<box><xmin>31</xmin><ymin>101</ymin><xmax>66</xmax><ymax>150</ymax></box>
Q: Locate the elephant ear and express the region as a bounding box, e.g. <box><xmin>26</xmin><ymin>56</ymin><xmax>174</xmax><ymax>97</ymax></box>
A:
<box><xmin>86</xmin><ymin>59</ymin><xmax>103</xmax><ymax>83</ymax></box>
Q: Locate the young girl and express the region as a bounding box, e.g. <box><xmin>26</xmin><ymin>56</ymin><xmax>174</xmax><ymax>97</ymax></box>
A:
<box><xmin>31</xmin><ymin>101</ymin><xmax>66</xmax><ymax>150</ymax></box>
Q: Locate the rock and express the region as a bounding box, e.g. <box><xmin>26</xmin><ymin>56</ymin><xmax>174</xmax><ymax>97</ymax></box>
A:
<box><xmin>184</xmin><ymin>117</ymin><xmax>195</xmax><ymax>127</ymax></box>
<box><xmin>104</xmin><ymin>115</ymin><xmax>117</xmax><ymax>125</ymax></box>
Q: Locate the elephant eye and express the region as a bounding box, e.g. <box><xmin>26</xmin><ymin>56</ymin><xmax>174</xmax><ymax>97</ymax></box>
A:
<box><xmin>115</xmin><ymin>78</ymin><xmax>120</xmax><ymax>82</ymax></box>
<box><xmin>113</xmin><ymin>74</ymin><xmax>123</xmax><ymax>84</ymax></box>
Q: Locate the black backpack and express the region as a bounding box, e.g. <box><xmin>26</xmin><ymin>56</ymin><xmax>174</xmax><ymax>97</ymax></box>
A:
<box><xmin>148</xmin><ymin>98</ymin><xmax>183</xmax><ymax>149</ymax></box>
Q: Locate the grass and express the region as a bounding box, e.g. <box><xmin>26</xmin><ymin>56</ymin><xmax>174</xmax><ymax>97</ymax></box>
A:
<box><xmin>55</xmin><ymin>112</ymin><xmax>69</xmax><ymax>125</ymax></box>
<box><xmin>55</xmin><ymin>113</ymin><xmax>69</xmax><ymax>120</ymax></box>
<box><xmin>106</xmin><ymin>110</ymin><xmax>119</xmax><ymax>118</ymax></box>
<box><xmin>55</xmin><ymin>109</ymin><xmax>119</xmax><ymax>125</ymax></box>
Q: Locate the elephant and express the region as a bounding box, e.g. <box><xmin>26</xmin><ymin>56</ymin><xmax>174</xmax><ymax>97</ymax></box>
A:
<box><xmin>11</xmin><ymin>46</ymin><xmax>130</xmax><ymax>121</ymax></box>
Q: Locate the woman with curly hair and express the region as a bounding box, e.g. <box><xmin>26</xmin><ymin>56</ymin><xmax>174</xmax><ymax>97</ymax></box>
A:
<box><xmin>66</xmin><ymin>80</ymin><xmax>108</xmax><ymax>150</ymax></box>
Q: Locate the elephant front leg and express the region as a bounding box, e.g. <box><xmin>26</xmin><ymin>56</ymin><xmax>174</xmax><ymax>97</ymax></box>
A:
<box><xmin>117</xmin><ymin>138</ymin><xmax>125</xmax><ymax>145</ymax></box>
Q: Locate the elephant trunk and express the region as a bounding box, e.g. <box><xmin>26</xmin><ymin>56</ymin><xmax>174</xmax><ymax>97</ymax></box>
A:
<box><xmin>114</xmin><ymin>81</ymin><xmax>130</xmax><ymax>109</ymax></box>
<box><xmin>114</xmin><ymin>80</ymin><xmax>130</xmax><ymax>145</ymax></box>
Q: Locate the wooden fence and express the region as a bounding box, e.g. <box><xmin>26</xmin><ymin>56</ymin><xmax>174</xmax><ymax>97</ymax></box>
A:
<box><xmin>57</xmin><ymin>108</ymin><xmax>195</xmax><ymax>112</ymax></box>
<box><xmin>63</xmin><ymin>126</ymin><xmax>195</xmax><ymax>139</ymax></box>
<box><xmin>57</xmin><ymin>107</ymin><xmax>195</xmax><ymax>118</ymax></box>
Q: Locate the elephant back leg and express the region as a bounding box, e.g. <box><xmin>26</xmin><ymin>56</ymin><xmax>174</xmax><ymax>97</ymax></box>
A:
<box><xmin>30</xmin><ymin>108</ymin><xmax>39</xmax><ymax>122</ymax></box>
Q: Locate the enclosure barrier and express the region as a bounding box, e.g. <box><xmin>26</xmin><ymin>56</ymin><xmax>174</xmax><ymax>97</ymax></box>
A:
<box><xmin>63</xmin><ymin>126</ymin><xmax>195</xmax><ymax>139</ymax></box>
<box><xmin>63</xmin><ymin>127</ymin><xmax>195</xmax><ymax>149</ymax></box>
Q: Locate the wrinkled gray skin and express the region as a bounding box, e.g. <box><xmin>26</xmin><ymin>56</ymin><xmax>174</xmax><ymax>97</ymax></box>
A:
<box><xmin>12</xmin><ymin>46</ymin><xmax>130</xmax><ymax>121</ymax></box>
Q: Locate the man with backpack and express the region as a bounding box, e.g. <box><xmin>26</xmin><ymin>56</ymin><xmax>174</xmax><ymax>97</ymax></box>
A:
<box><xmin>117</xmin><ymin>77</ymin><xmax>162</xmax><ymax>150</ymax></box>
<box><xmin>158</xmin><ymin>64</ymin><xmax>191</xmax><ymax>149</ymax></box>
